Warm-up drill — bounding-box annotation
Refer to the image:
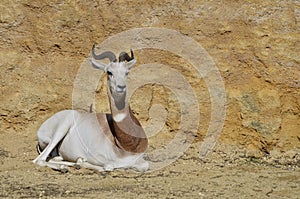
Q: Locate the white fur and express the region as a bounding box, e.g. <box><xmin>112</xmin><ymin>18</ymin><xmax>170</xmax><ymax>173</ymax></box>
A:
<box><xmin>113</xmin><ymin>113</ymin><xmax>127</xmax><ymax>122</ymax></box>
<box><xmin>32</xmin><ymin>110</ymin><xmax>148</xmax><ymax>172</ymax></box>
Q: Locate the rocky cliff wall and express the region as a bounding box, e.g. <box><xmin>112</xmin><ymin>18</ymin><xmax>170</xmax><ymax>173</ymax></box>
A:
<box><xmin>0</xmin><ymin>0</ymin><xmax>299</xmax><ymax>159</ymax></box>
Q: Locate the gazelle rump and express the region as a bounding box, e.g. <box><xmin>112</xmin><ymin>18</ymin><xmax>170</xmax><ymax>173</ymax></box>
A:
<box><xmin>32</xmin><ymin>46</ymin><xmax>149</xmax><ymax>172</ymax></box>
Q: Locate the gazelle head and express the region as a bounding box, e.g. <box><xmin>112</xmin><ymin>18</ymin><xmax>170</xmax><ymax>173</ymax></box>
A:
<box><xmin>89</xmin><ymin>45</ymin><xmax>136</xmax><ymax>110</ymax></box>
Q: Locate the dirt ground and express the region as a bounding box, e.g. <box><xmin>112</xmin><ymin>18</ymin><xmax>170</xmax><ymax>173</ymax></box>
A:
<box><xmin>0</xmin><ymin>130</ymin><xmax>299</xmax><ymax>198</ymax></box>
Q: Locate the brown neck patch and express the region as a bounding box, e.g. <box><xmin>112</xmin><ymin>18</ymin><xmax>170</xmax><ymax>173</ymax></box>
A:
<box><xmin>113</xmin><ymin>111</ymin><xmax>148</xmax><ymax>153</ymax></box>
<box><xmin>107</xmin><ymin>84</ymin><xmax>148</xmax><ymax>154</ymax></box>
<box><xmin>112</xmin><ymin>113</ymin><xmax>148</xmax><ymax>154</ymax></box>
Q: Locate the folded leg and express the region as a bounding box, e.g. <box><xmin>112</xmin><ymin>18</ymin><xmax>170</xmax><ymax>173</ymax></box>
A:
<box><xmin>33</xmin><ymin>117</ymin><xmax>72</xmax><ymax>167</ymax></box>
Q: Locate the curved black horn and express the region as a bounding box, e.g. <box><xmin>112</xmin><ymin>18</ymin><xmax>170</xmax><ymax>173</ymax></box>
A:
<box><xmin>119</xmin><ymin>49</ymin><xmax>134</xmax><ymax>62</ymax></box>
<box><xmin>92</xmin><ymin>45</ymin><xmax>117</xmax><ymax>62</ymax></box>
<box><xmin>130</xmin><ymin>49</ymin><xmax>134</xmax><ymax>59</ymax></box>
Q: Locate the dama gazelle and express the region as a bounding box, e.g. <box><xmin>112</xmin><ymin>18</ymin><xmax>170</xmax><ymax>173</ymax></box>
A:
<box><xmin>32</xmin><ymin>45</ymin><xmax>149</xmax><ymax>172</ymax></box>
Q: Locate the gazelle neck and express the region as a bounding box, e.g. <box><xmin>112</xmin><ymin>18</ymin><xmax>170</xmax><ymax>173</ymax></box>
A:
<box><xmin>107</xmin><ymin>84</ymin><xmax>128</xmax><ymax>120</ymax></box>
<box><xmin>107</xmin><ymin>85</ymin><xmax>148</xmax><ymax>154</ymax></box>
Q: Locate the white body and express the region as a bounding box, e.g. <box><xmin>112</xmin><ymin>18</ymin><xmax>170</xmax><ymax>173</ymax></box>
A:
<box><xmin>33</xmin><ymin>110</ymin><xmax>148</xmax><ymax>172</ymax></box>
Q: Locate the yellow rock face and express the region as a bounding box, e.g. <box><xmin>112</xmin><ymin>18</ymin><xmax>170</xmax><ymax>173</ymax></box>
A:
<box><xmin>0</xmin><ymin>0</ymin><xmax>299</xmax><ymax>157</ymax></box>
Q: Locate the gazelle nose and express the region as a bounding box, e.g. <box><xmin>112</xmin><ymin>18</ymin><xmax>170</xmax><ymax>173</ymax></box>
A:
<box><xmin>117</xmin><ymin>85</ymin><xmax>126</xmax><ymax>92</ymax></box>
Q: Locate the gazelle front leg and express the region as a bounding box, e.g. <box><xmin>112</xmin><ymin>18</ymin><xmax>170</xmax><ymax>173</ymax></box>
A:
<box><xmin>132</xmin><ymin>158</ymin><xmax>149</xmax><ymax>172</ymax></box>
<box><xmin>75</xmin><ymin>158</ymin><xmax>108</xmax><ymax>172</ymax></box>
<box><xmin>44</xmin><ymin>157</ymin><xmax>77</xmax><ymax>173</ymax></box>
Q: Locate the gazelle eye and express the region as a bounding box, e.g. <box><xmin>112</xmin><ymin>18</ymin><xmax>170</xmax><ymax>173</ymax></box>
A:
<box><xmin>107</xmin><ymin>71</ymin><xmax>113</xmax><ymax>76</ymax></box>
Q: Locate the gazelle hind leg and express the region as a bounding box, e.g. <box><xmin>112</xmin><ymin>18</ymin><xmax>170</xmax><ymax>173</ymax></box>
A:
<box><xmin>36</xmin><ymin>144</ymin><xmax>59</xmax><ymax>160</ymax></box>
<box><xmin>33</xmin><ymin>117</ymin><xmax>72</xmax><ymax>167</ymax></box>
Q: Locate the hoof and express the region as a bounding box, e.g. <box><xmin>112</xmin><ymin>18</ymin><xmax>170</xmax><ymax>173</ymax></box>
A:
<box><xmin>74</xmin><ymin>164</ymin><xmax>81</xmax><ymax>170</ymax></box>
<box><xmin>60</xmin><ymin>168</ymin><xmax>69</xmax><ymax>173</ymax></box>
<box><xmin>104</xmin><ymin>165</ymin><xmax>114</xmax><ymax>171</ymax></box>
<box><xmin>133</xmin><ymin>160</ymin><xmax>149</xmax><ymax>172</ymax></box>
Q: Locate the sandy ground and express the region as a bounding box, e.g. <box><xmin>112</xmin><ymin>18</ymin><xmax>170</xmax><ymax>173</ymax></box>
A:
<box><xmin>1</xmin><ymin>130</ymin><xmax>299</xmax><ymax>199</ymax></box>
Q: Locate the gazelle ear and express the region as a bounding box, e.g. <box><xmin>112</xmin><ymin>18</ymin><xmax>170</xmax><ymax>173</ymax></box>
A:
<box><xmin>88</xmin><ymin>58</ymin><xmax>108</xmax><ymax>72</ymax></box>
<box><xmin>126</xmin><ymin>59</ymin><xmax>136</xmax><ymax>70</ymax></box>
